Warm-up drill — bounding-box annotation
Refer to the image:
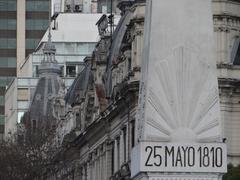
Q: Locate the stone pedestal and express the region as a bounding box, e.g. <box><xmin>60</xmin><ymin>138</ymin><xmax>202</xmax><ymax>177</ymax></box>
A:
<box><xmin>132</xmin><ymin>0</ymin><xmax>227</xmax><ymax>179</ymax></box>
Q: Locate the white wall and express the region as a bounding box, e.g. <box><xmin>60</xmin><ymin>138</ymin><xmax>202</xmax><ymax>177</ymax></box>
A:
<box><xmin>4</xmin><ymin>79</ymin><xmax>18</xmax><ymax>138</ymax></box>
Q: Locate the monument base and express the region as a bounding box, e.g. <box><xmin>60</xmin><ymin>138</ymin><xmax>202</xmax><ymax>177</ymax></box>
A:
<box><xmin>133</xmin><ymin>172</ymin><xmax>223</xmax><ymax>180</ymax></box>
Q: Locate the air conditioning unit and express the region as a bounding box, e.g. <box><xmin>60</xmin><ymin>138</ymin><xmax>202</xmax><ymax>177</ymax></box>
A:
<box><xmin>75</xmin><ymin>4</ymin><xmax>83</xmax><ymax>12</ymax></box>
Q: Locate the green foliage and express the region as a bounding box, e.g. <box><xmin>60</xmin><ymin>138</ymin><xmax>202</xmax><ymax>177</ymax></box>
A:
<box><xmin>223</xmin><ymin>164</ymin><xmax>240</xmax><ymax>180</ymax></box>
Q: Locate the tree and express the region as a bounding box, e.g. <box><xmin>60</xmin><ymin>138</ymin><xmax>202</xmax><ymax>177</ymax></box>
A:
<box><xmin>0</xmin><ymin>124</ymin><xmax>60</xmax><ymax>180</ymax></box>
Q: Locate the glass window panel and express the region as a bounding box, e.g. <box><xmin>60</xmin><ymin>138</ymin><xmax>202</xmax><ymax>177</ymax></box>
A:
<box><xmin>0</xmin><ymin>39</ymin><xmax>7</xmax><ymax>48</ymax></box>
<box><xmin>0</xmin><ymin>0</ymin><xmax>16</xmax><ymax>11</ymax></box>
<box><xmin>0</xmin><ymin>19</ymin><xmax>7</xmax><ymax>29</ymax></box>
<box><xmin>0</xmin><ymin>57</ymin><xmax>8</xmax><ymax>67</ymax></box>
<box><xmin>0</xmin><ymin>57</ymin><xmax>16</xmax><ymax>68</ymax></box>
<box><xmin>18</xmin><ymin>101</ymin><xmax>29</xmax><ymax>109</ymax></box>
<box><xmin>76</xmin><ymin>43</ymin><xmax>89</xmax><ymax>54</ymax></box>
<box><xmin>0</xmin><ymin>39</ymin><xmax>16</xmax><ymax>49</ymax></box>
<box><xmin>0</xmin><ymin>19</ymin><xmax>16</xmax><ymax>30</ymax></box>
<box><xmin>26</xmin><ymin>39</ymin><xmax>39</xmax><ymax>49</ymax></box>
<box><xmin>0</xmin><ymin>96</ymin><xmax>4</xmax><ymax>106</ymax></box>
<box><xmin>232</xmin><ymin>38</ymin><xmax>240</xmax><ymax>65</ymax></box>
<box><xmin>26</xmin><ymin>19</ymin><xmax>49</xmax><ymax>30</ymax></box>
<box><xmin>7</xmin><ymin>58</ymin><xmax>16</xmax><ymax>67</ymax></box>
<box><xmin>7</xmin><ymin>19</ymin><xmax>16</xmax><ymax>29</ymax></box>
<box><xmin>64</xmin><ymin>43</ymin><xmax>77</xmax><ymax>54</ymax></box>
<box><xmin>7</xmin><ymin>39</ymin><xmax>16</xmax><ymax>48</ymax></box>
<box><xmin>26</xmin><ymin>1</ymin><xmax>49</xmax><ymax>12</ymax></box>
<box><xmin>32</xmin><ymin>65</ymin><xmax>38</xmax><ymax>77</ymax></box>
<box><xmin>7</xmin><ymin>1</ymin><xmax>17</xmax><ymax>11</ymax></box>
<box><xmin>0</xmin><ymin>115</ymin><xmax>4</xmax><ymax>124</ymax></box>
<box><xmin>17</xmin><ymin>111</ymin><xmax>25</xmax><ymax>123</ymax></box>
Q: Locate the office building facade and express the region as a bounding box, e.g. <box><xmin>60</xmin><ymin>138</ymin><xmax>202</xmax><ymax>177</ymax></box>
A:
<box><xmin>0</xmin><ymin>0</ymin><xmax>50</xmax><ymax>140</ymax></box>
<box><xmin>4</xmin><ymin>13</ymin><xmax>103</xmax><ymax>137</ymax></box>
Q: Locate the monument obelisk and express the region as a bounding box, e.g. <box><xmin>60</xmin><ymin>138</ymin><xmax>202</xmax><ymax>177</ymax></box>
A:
<box><xmin>131</xmin><ymin>0</ymin><xmax>227</xmax><ymax>179</ymax></box>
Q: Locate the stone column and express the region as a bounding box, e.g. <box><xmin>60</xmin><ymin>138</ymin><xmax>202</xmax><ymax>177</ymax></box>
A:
<box><xmin>87</xmin><ymin>162</ymin><xmax>91</xmax><ymax>180</ymax></box>
<box><xmin>119</xmin><ymin>130</ymin><xmax>124</xmax><ymax>166</ymax></box>
<box><xmin>114</xmin><ymin>139</ymin><xmax>118</xmax><ymax>173</ymax></box>
<box><xmin>105</xmin><ymin>141</ymin><xmax>112</xmax><ymax>179</ymax></box>
<box><xmin>132</xmin><ymin>0</ymin><xmax>227</xmax><ymax>179</ymax></box>
<box><xmin>126</xmin><ymin>124</ymin><xmax>129</xmax><ymax>161</ymax></box>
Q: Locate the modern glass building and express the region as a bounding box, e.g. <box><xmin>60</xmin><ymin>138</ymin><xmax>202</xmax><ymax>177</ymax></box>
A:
<box><xmin>0</xmin><ymin>0</ymin><xmax>50</xmax><ymax>140</ymax></box>
<box><xmin>25</xmin><ymin>0</ymin><xmax>49</xmax><ymax>57</ymax></box>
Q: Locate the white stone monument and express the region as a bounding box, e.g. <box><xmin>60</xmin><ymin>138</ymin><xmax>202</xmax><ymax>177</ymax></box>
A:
<box><xmin>131</xmin><ymin>0</ymin><xmax>227</xmax><ymax>179</ymax></box>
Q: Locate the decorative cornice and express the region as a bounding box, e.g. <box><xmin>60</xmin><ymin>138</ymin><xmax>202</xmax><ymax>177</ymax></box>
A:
<box><xmin>213</xmin><ymin>14</ymin><xmax>240</xmax><ymax>32</ymax></box>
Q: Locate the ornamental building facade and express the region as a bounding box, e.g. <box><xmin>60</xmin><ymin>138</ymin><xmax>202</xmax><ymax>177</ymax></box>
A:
<box><xmin>24</xmin><ymin>0</ymin><xmax>240</xmax><ymax>179</ymax></box>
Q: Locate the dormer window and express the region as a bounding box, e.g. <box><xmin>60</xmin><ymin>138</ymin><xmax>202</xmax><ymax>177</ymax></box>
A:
<box><xmin>75</xmin><ymin>5</ymin><xmax>81</xmax><ymax>12</ymax></box>
<box><xmin>66</xmin><ymin>4</ymin><xmax>71</xmax><ymax>12</ymax></box>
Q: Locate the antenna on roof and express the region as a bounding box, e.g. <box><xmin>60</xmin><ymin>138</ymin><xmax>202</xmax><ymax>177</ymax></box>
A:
<box><xmin>48</xmin><ymin>0</ymin><xmax>52</xmax><ymax>43</ymax></box>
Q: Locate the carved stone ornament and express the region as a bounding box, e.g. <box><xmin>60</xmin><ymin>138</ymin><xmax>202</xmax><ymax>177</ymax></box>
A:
<box><xmin>132</xmin><ymin>0</ymin><xmax>227</xmax><ymax>179</ymax></box>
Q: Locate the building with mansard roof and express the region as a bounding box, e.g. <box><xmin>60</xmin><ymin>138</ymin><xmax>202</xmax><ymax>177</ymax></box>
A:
<box><xmin>24</xmin><ymin>30</ymin><xmax>65</xmax><ymax>134</ymax></box>
<box><xmin>21</xmin><ymin>0</ymin><xmax>240</xmax><ymax>179</ymax></box>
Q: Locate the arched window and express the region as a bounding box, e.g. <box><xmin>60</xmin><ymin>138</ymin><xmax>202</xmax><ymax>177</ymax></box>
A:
<box><xmin>231</xmin><ymin>37</ymin><xmax>240</xmax><ymax>65</ymax></box>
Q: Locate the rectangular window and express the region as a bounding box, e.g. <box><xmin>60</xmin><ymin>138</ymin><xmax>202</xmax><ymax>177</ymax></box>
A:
<box><xmin>33</xmin><ymin>65</ymin><xmax>39</xmax><ymax>77</ymax></box>
<box><xmin>17</xmin><ymin>111</ymin><xmax>25</xmax><ymax>123</ymax></box>
<box><xmin>0</xmin><ymin>57</ymin><xmax>16</xmax><ymax>68</ymax></box>
<box><xmin>66</xmin><ymin>65</ymin><xmax>76</xmax><ymax>77</ymax></box>
<box><xmin>8</xmin><ymin>57</ymin><xmax>16</xmax><ymax>67</ymax></box>
<box><xmin>232</xmin><ymin>38</ymin><xmax>240</xmax><ymax>65</ymax></box>
<box><xmin>26</xmin><ymin>19</ymin><xmax>49</xmax><ymax>30</ymax></box>
<box><xmin>18</xmin><ymin>78</ymin><xmax>29</xmax><ymax>86</ymax></box>
<box><xmin>18</xmin><ymin>101</ymin><xmax>29</xmax><ymax>109</ymax></box>
<box><xmin>97</xmin><ymin>0</ymin><xmax>114</xmax><ymax>13</ymax></box>
<box><xmin>0</xmin><ymin>39</ymin><xmax>16</xmax><ymax>49</ymax></box>
<box><xmin>0</xmin><ymin>115</ymin><xmax>4</xmax><ymax>125</ymax></box>
<box><xmin>26</xmin><ymin>1</ymin><xmax>49</xmax><ymax>12</ymax></box>
<box><xmin>0</xmin><ymin>19</ymin><xmax>16</xmax><ymax>30</ymax></box>
<box><xmin>131</xmin><ymin>120</ymin><xmax>135</xmax><ymax>148</ymax></box>
<box><xmin>0</xmin><ymin>96</ymin><xmax>4</xmax><ymax>106</ymax></box>
<box><xmin>0</xmin><ymin>0</ymin><xmax>17</xmax><ymax>11</ymax></box>
<box><xmin>26</xmin><ymin>39</ymin><xmax>40</xmax><ymax>49</ymax></box>
<box><xmin>76</xmin><ymin>43</ymin><xmax>96</xmax><ymax>55</ymax></box>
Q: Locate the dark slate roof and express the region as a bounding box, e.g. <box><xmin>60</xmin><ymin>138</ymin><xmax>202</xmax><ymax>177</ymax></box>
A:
<box><xmin>105</xmin><ymin>9</ymin><xmax>133</xmax><ymax>97</ymax></box>
<box><xmin>27</xmin><ymin>30</ymin><xmax>63</xmax><ymax>127</ymax></box>
<box><xmin>29</xmin><ymin>74</ymin><xmax>64</xmax><ymax>125</ymax></box>
<box><xmin>65</xmin><ymin>62</ymin><xmax>94</xmax><ymax>106</ymax></box>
